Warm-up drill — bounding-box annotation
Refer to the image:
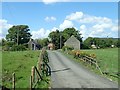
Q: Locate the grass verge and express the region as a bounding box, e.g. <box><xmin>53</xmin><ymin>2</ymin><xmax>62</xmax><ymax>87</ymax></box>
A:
<box><xmin>60</xmin><ymin>48</ymin><xmax>118</xmax><ymax>83</ymax></box>
<box><xmin>2</xmin><ymin>50</ymin><xmax>40</xmax><ymax>88</ymax></box>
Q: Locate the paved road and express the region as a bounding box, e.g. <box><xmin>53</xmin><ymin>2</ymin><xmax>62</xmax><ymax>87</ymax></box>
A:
<box><xmin>48</xmin><ymin>50</ymin><xmax>118</xmax><ymax>88</ymax></box>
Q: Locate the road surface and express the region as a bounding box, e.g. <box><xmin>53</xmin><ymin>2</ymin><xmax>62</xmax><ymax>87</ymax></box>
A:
<box><xmin>48</xmin><ymin>50</ymin><xmax>118</xmax><ymax>88</ymax></box>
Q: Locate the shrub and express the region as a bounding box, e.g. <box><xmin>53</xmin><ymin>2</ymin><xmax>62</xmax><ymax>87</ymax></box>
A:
<box><xmin>11</xmin><ymin>44</ymin><xmax>27</xmax><ymax>51</ymax></box>
<box><xmin>62</xmin><ymin>46</ymin><xmax>74</xmax><ymax>51</ymax></box>
<box><xmin>68</xmin><ymin>50</ymin><xmax>96</xmax><ymax>59</ymax></box>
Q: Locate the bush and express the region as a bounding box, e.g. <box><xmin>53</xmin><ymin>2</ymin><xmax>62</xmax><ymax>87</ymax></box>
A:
<box><xmin>62</xmin><ymin>46</ymin><xmax>74</xmax><ymax>51</ymax></box>
<box><xmin>11</xmin><ymin>44</ymin><xmax>27</xmax><ymax>51</ymax></box>
<box><xmin>68</xmin><ymin>50</ymin><xmax>96</xmax><ymax>59</ymax></box>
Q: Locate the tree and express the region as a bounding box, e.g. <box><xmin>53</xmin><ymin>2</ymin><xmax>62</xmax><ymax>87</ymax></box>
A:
<box><xmin>48</xmin><ymin>30</ymin><xmax>60</xmax><ymax>49</ymax></box>
<box><xmin>1</xmin><ymin>38</ymin><xmax>6</xmax><ymax>46</ymax></box>
<box><xmin>6</xmin><ymin>25</ymin><xmax>32</xmax><ymax>45</ymax></box>
<box><xmin>83</xmin><ymin>37</ymin><xmax>93</xmax><ymax>49</ymax></box>
<box><xmin>62</xmin><ymin>27</ymin><xmax>82</xmax><ymax>42</ymax></box>
<box><xmin>48</xmin><ymin>27</ymin><xmax>82</xmax><ymax>49</ymax></box>
<box><xmin>37</xmin><ymin>38</ymin><xmax>49</xmax><ymax>48</ymax></box>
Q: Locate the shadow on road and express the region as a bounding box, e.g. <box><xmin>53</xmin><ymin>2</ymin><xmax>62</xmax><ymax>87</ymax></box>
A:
<box><xmin>51</xmin><ymin>68</ymin><xmax>70</xmax><ymax>73</ymax></box>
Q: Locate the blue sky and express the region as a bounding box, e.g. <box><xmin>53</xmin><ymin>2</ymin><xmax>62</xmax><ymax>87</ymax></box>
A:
<box><xmin>1</xmin><ymin>2</ymin><xmax>118</xmax><ymax>40</ymax></box>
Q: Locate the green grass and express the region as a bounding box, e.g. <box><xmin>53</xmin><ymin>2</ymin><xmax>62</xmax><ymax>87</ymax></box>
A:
<box><xmin>82</xmin><ymin>48</ymin><xmax>119</xmax><ymax>82</ymax></box>
<box><xmin>36</xmin><ymin>76</ymin><xmax>51</xmax><ymax>88</ymax></box>
<box><xmin>2</xmin><ymin>50</ymin><xmax>40</xmax><ymax>88</ymax></box>
<box><xmin>61</xmin><ymin>48</ymin><xmax>119</xmax><ymax>83</ymax></box>
<box><xmin>82</xmin><ymin>48</ymin><xmax>118</xmax><ymax>73</ymax></box>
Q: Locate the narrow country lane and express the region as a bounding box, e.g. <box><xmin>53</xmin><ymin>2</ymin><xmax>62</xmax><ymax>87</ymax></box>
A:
<box><xmin>47</xmin><ymin>50</ymin><xmax>118</xmax><ymax>88</ymax></box>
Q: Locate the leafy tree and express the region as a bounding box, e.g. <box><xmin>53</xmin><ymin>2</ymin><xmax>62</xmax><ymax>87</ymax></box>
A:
<box><xmin>37</xmin><ymin>38</ymin><xmax>49</xmax><ymax>48</ymax></box>
<box><xmin>83</xmin><ymin>37</ymin><xmax>119</xmax><ymax>49</ymax></box>
<box><xmin>6</xmin><ymin>25</ymin><xmax>32</xmax><ymax>45</ymax></box>
<box><xmin>115</xmin><ymin>38</ymin><xmax>120</xmax><ymax>47</ymax></box>
<box><xmin>1</xmin><ymin>38</ymin><xmax>7</xmax><ymax>46</ymax></box>
<box><xmin>48</xmin><ymin>27</ymin><xmax>82</xmax><ymax>49</ymax></box>
<box><xmin>62</xmin><ymin>27</ymin><xmax>82</xmax><ymax>42</ymax></box>
<box><xmin>48</xmin><ymin>30</ymin><xmax>60</xmax><ymax>49</ymax></box>
<box><xmin>83</xmin><ymin>37</ymin><xmax>93</xmax><ymax>49</ymax></box>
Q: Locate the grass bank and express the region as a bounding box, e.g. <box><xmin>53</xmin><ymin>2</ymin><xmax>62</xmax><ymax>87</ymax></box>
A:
<box><xmin>2</xmin><ymin>50</ymin><xmax>50</xmax><ymax>88</ymax></box>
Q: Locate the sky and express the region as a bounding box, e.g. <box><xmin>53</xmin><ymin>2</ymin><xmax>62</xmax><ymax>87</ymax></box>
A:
<box><xmin>1</xmin><ymin>1</ymin><xmax>118</xmax><ymax>40</ymax></box>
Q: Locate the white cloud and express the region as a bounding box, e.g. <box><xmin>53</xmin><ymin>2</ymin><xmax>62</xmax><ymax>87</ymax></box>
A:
<box><xmin>66</xmin><ymin>11</ymin><xmax>112</xmax><ymax>24</ymax></box>
<box><xmin>31</xmin><ymin>20</ymin><xmax>74</xmax><ymax>39</ymax></box>
<box><xmin>45</xmin><ymin>16</ymin><xmax>56</xmax><ymax>22</ymax></box>
<box><xmin>32</xmin><ymin>11</ymin><xmax>118</xmax><ymax>39</ymax></box>
<box><xmin>51</xmin><ymin>27</ymin><xmax>58</xmax><ymax>31</ymax></box>
<box><xmin>59</xmin><ymin>20</ymin><xmax>74</xmax><ymax>30</ymax></box>
<box><xmin>79</xmin><ymin>25</ymin><xmax>87</xmax><ymax>38</ymax></box>
<box><xmin>65</xmin><ymin>11</ymin><xmax>118</xmax><ymax>39</ymax></box>
<box><xmin>66</xmin><ymin>12</ymin><xmax>83</xmax><ymax>21</ymax></box>
<box><xmin>81</xmin><ymin>16</ymin><xmax>112</xmax><ymax>24</ymax></box>
<box><xmin>0</xmin><ymin>19</ymin><xmax>13</xmax><ymax>39</ymax></box>
<box><xmin>111</xmin><ymin>25</ymin><xmax>118</xmax><ymax>31</ymax></box>
<box><xmin>42</xmin><ymin>0</ymin><xmax>59</xmax><ymax>4</ymax></box>
<box><xmin>42</xmin><ymin>0</ymin><xmax>72</xmax><ymax>4</ymax></box>
<box><xmin>31</xmin><ymin>28</ymin><xmax>51</xmax><ymax>39</ymax></box>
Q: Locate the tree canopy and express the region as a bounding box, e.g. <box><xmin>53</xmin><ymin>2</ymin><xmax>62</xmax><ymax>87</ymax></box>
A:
<box><xmin>6</xmin><ymin>25</ymin><xmax>32</xmax><ymax>45</ymax></box>
<box><xmin>36</xmin><ymin>38</ymin><xmax>49</xmax><ymax>48</ymax></box>
<box><xmin>83</xmin><ymin>37</ymin><xmax>119</xmax><ymax>49</ymax></box>
<box><xmin>48</xmin><ymin>27</ymin><xmax>82</xmax><ymax>49</ymax></box>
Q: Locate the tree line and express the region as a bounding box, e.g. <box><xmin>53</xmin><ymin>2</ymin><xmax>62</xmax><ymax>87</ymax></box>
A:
<box><xmin>1</xmin><ymin>25</ymin><xmax>119</xmax><ymax>51</ymax></box>
<box><xmin>83</xmin><ymin>37</ymin><xmax>119</xmax><ymax>49</ymax></box>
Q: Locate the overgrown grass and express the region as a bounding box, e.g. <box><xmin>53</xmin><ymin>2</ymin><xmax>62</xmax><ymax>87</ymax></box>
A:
<box><xmin>2</xmin><ymin>50</ymin><xmax>40</xmax><ymax>88</ymax></box>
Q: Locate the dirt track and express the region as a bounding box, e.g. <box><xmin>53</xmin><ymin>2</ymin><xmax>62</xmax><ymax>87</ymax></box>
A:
<box><xmin>48</xmin><ymin>50</ymin><xmax>118</xmax><ymax>88</ymax></box>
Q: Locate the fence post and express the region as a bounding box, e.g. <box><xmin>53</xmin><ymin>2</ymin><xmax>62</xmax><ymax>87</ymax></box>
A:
<box><xmin>12</xmin><ymin>73</ymin><xmax>15</xmax><ymax>90</ymax></box>
<box><xmin>30</xmin><ymin>76</ymin><xmax>32</xmax><ymax>90</ymax></box>
<box><xmin>31</xmin><ymin>66</ymin><xmax>35</xmax><ymax>83</ymax></box>
<box><xmin>90</xmin><ymin>59</ymin><xmax>91</xmax><ymax>66</ymax></box>
<box><xmin>37</xmin><ymin>61</ymin><xmax>40</xmax><ymax>80</ymax></box>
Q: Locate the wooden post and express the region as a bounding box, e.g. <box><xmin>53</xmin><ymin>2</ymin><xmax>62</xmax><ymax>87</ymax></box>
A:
<box><xmin>12</xmin><ymin>73</ymin><xmax>15</xmax><ymax>90</ymax></box>
<box><xmin>37</xmin><ymin>62</ymin><xmax>40</xmax><ymax>80</ymax></box>
<box><xmin>90</xmin><ymin>59</ymin><xmax>91</xmax><ymax>66</ymax></box>
<box><xmin>31</xmin><ymin>66</ymin><xmax>35</xmax><ymax>83</ymax></box>
<box><xmin>30</xmin><ymin>76</ymin><xmax>32</xmax><ymax>90</ymax></box>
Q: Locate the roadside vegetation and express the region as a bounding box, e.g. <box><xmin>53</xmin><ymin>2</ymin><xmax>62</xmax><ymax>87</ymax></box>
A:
<box><xmin>61</xmin><ymin>47</ymin><xmax>119</xmax><ymax>83</ymax></box>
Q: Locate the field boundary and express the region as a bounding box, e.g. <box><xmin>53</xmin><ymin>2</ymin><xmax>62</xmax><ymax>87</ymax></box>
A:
<box><xmin>30</xmin><ymin>48</ymin><xmax>51</xmax><ymax>89</ymax></box>
<box><xmin>3</xmin><ymin>48</ymin><xmax>51</xmax><ymax>89</ymax></box>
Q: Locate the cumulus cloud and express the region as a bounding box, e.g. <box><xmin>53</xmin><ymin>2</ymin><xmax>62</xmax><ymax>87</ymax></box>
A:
<box><xmin>66</xmin><ymin>11</ymin><xmax>112</xmax><ymax>24</ymax></box>
<box><xmin>59</xmin><ymin>20</ymin><xmax>74</xmax><ymax>30</ymax></box>
<box><xmin>79</xmin><ymin>25</ymin><xmax>87</xmax><ymax>38</ymax></box>
<box><xmin>51</xmin><ymin>27</ymin><xmax>58</xmax><ymax>31</ymax></box>
<box><xmin>31</xmin><ymin>20</ymin><xmax>74</xmax><ymax>39</ymax></box>
<box><xmin>45</xmin><ymin>16</ymin><xmax>56</xmax><ymax>22</ymax></box>
<box><xmin>66</xmin><ymin>11</ymin><xmax>118</xmax><ymax>39</ymax></box>
<box><xmin>0</xmin><ymin>19</ymin><xmax>13</xmax><ymax>39</ymax></box>
<box><xmin>66</xmin><ymin>12</ymin><xmax>83</xmax><ymax>21</ymax></box>
<box><xmin>111</xmin><ymin>25</ymin><xmax>118</xmax><ymax>31</ymax></box>
<box><xmin>31</xmin><ymin>28</ymin><xmax>51</xmax><ymax>39</ymax></box>
<box><xmin>30</xmin><ymin>11</ymin><xmax>118</xmax><ymax>39</ymax></box>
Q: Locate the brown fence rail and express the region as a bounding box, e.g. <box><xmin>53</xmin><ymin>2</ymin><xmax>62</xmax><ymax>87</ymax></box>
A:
<box><xmin>30</xmin><ymin>48</ymin><xmax>51</xmax><ymax>89</ymax></box>
<box><xmin>80</xmin><ymin>55</ymin><xmax>103</xmax><ymax>75</ymax></box>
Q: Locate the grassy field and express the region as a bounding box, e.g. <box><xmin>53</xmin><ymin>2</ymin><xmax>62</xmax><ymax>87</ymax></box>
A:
<box><xmin>82</xmin><ymin>48</ymin><xmax>118</xmax><ymax>73</ymax></box>
<box><xmin>82</xmin><ymin>48</ymin><xmax>119</xmax><ymax>82</ymax></box>
<box><xmin>2</xmin><ymin>50</ymin><xmax>40</xmax><ymax>88</ymax></box>
<box><xmin>61</xmin><ymin>48</ymin><xmax>119</xmax><ymax>82</ymax></box>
